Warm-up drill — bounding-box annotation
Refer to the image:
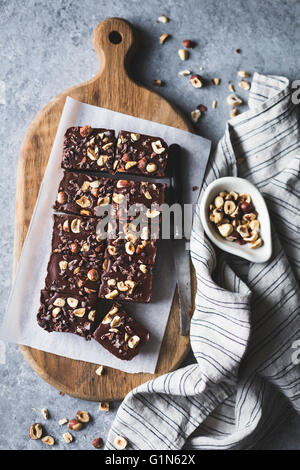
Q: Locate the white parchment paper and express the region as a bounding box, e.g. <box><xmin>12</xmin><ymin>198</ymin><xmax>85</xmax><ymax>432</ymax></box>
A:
<box><xmin>1</xmin><ymin>97</ymin><xmax>211</xmax><ymax>373</ymax></box>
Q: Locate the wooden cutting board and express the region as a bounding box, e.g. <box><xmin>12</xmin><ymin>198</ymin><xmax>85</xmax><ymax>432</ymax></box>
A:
<box><xmin>15</xmin><ymin>18</ymin><xmax>194</xmax><ymax>401</ymax></box>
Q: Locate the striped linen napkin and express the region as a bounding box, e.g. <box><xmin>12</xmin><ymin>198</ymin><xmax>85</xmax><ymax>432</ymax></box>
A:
<box><xmin>106</xmin><ymin>73</ymin><xmax>300</xmax><ymax>450</ymax></box>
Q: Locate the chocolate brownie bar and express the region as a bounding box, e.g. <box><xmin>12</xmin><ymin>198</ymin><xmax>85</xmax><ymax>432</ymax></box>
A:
<box><xmin>53</xmin><ymin>171</ymin><xmax>114</xmax><ymax>218</ymax></box>
<box><xmin>114</xmin><ymin>131</ymin><xmax>168</xmax><ymax>177</ymax></box>
<box><xmin>37</xmin><ymin>290</ymin><xmax>99</xmax><ymax>340</ymax></box>
<box><xmin>51</xmin><ymin>214</ymin><xmax>106</xmax><ymax>257</ymax></box>
<box><xmin>99</xmin><ymin>258</ymin><xmax>153</xmax><ymax>303</ymax></box>
<box><xmin>45</xmin><ymin>253</ymin><xmax>102</xmax><ymax>295</ymax></box>
<box><xmin>93</xmin><ymin>303</ymin><xmax>150</xmax><ymax>360</ymax></box>
<box><xmin>62</xmin><ymin>126</ymin><xmax>115</xmax><ymax>172</ymax></box>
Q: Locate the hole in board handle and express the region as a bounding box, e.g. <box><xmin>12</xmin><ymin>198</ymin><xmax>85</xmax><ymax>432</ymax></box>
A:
<box><xmin>109</xmin><ymin>31</ymin><xmax>122</xmax><ymax>44</ymax></box>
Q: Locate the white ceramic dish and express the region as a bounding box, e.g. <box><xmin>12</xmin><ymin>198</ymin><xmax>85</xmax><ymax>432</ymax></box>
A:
<box><xmin>199</xmin><ymin>177</ymin><xmax>272</xmax><ymax>263</ymax></box>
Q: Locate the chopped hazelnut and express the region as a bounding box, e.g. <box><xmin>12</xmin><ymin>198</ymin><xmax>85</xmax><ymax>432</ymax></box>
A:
<box><xmin>29</xmin><ymin>423</ymin><xmax>43</xmax><ymax>440</ymax></box>
<box><xmin>159</xmin><ymin>33</ymin><xmax>170</xmax><ymax>45</ymax></box>
<box><xmin>114</xmin><ymin>435</ymin><xmax>128</xmax><ymax>450</ymax></box>
<box><xmin>76</xmin><ymin>411</ymin><xmax>90</xmax><ymax>423</ymax></box>
<box><xmin>95</xmin><ymin>365</ymin><xmax>104</xmax><ymax>376</ymax></box>
<box><xmin>42</xmin><ymin>436</ymin><xmax>55</xmax><ymax>446</ymax></box>
<box><xmin>178</xmin><ymin>49</ymin><xmax>189</xmax><ymax>60</ymax></box>
<box><xmin>41</xmin><ymin>408</ymin><xmax>49</xmax><ymax>420</ymax></box>
<box><xmin>158</xmin><ymin>14</ymin><xmax>169</xmax><ymax>23</ymax></box>
<box><xmin>99</xmin><ymin>402</ymin><xmax>110</xmax><ymax>412</ymax></box>
<box><xmin>58</xmin><ymin>418</ymin><xmax>68</xmax><ymax>426</ymax></box>
<box><xmin>189</xmin><ymin>74</ymin><xmax>203</xmax><ymax>88</ymax></box>
<box><xmin>63</xmin><ymin>432</ymin><xmax>73</xmax><ymax>444</ymax></box>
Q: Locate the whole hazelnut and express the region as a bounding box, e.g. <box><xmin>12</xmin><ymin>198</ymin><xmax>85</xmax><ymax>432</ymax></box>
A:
<box><xmin>182</xmin><ymin>39</ymin><xmax>195</xmax><ymax>48</ymax></box>
<box><xmin>57</xmin><ymin>191</ymin><xmax>67</xmax><ymax>204</ymax></box>
<box><xmin>116</xmin><ymin>179</ymin><xmax>130</xmax><ymax>189</ymax></box>
<box><xmin>80</xmin><ymin>125</ymin><xmax>92</xmax><ymax>137</ymax></box>
<box><xmin>68</xmin><ymin>419</ymin><xmax>83</xmax><ymax>431</ymax></box>
<box><xmin>92</xmin><ymin>437</ymin><xmax>103</xmax><ymax>449</ymax></box>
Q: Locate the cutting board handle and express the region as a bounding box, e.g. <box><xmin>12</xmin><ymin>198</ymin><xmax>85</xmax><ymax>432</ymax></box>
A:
<box><xmin>93</xmin><ymin>18</ymin><xmax>136</xmax><ymax>81</ymax></box>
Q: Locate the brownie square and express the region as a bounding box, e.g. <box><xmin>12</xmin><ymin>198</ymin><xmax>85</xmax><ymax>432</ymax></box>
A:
<box><xmin>99</xmin><ymin>258</ymin><xmax>153</xmax><ymax>303</ymax></box>
<box><xmin>51</xmin><ymin>214</ymin><xmax>106</xmax><ymax>258</ymax></box>
<box><xmin>114</xmin><ymin>131</ymin><xmax>168</xmax><ymax>177</ymax></box>
<box><xmin>62</xmin><ymin>126</ymin><xmax>115</xmax><ymax>172</ymax></box>
<box><xmin>93</xmin><ymin>302</ymin><xmax>150</xmax><ymax>360</ymax></box>
<box><xmin>45</xmin><ymin>252</ymin><xmax>103</xmax><ymax>295</ymax></box>
<box><xmin>37</xmin><ymin>290</ymin><xmax>100</xmax><ymax>340</ymax></box>
<box><xmin>53</xmin><ymin>171</ymin><xmax>114</xmax><ymax>218</ymax></box>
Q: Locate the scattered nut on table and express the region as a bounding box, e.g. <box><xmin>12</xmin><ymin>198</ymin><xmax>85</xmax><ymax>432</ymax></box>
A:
<box><xmin>239</xmin><ymin>80</ymin><xmax>251</xmax><ymax>90</ymax></box>
<box><xmin>230</xmin><ymin>107</ymin><xmax>240</xmax><ymax>118</ymax></box>
<box><xmin>159</xmin><ymin>33</ymin><xmax>170</xmax><ymax>45</ymax></box>
<box><xmin>63</xmin><ymin>432</ymin><xmax>73</xmax><ymax>444</ymax></box>
<box><xmin>29</xmin><ymin>423</ymin><xmax>43</xmax><ymax>440</ymax></box>
<box><xmin>68</xmin><ymin>419</ymin><xmax>83</xmax><ymax>431</ymax></box>
<box><xmin>76</xmin><ymin>410</ymin><xmax>90</xmax><ymax>423</ymax></box>
<box><xmin>114</xmin><ymin>435</ymin><xmax>128</xmax><ymax>450</ymax></box>
<box><xmin>178</xmin><ymin>69</ymin><xmax>191</xmax><ymax>76</ymax></box>
<box><xmin>189</xmin><ymin>74</ymin><xmax>203</xmax><ymax>88</ymax></box>
<box><xmin>92</xmin><ymin>437</ymin><xmax>104</xmax><ymax>449</ymax></box>
<box><xmin>41</xmin><ymin>408</ymin><xmax>49</xmax><ymax>419</ymax></box>
<box><xmin>208</xmin><ymin>190</ymin><xmax>263</xmax><ymax>248</ymax></box>
<box><xmin>58</xmin><ymin>418</ymin><xmax>68</xmax><ymax>426</ymax></box>
<box><xmin>158</xmin><ymin>14</ymin><xmax>169</xmax><ymax>23</ymax></box>
<box><xmin>42</xmin><ymin>435</ymin><xmax>55</xmax><ymax>446</ymax></box>
<box><xmin>178</xmin><ymin>49</ymin><xmax>189</xmax><ymax>60</ymax></box>
<box><xmin>238</xmin><ymin>70</ymin><xmax>249</xmax><ymax>78</ymax></box>
<box><xmin>182</xmin><ymin>39</ymin><xmax>195</xmax><ymax>48</ymax></box>
<box><xmin>96</xmin><ymin>365</ymin><xmax>104</xmax><ymax>376</ymax></box>
<box><xmin>153</xmin><ymin>79</ymin><xmax>164</xmax><ymax>86</ymax></box>
<box><xmin>99</xmin><ymin>402</ymin><xmax>110</xmax><ymax>412</ymax></box>
<box><xmin>191</xmin><ymin>109</ymin><xmax>201</xmax><ymax>123</ymax></box>
<box><xmin>227</xmin><ymin>94</ymin><xmax>243</xmax><ymax>106</ymax></box>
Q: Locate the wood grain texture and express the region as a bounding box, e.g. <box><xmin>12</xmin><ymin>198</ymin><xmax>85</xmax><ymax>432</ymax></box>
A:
<box><xmin>15</xmin><ymin>18</ymin><xmax>195</xmax><ymax>401</ymax></box>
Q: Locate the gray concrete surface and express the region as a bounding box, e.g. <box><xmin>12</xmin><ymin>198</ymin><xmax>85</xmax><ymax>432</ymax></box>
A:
<box><xmin>1</xmin><ymin>0</ymin><xmax>300</xmax><ymax>450</ymax></box>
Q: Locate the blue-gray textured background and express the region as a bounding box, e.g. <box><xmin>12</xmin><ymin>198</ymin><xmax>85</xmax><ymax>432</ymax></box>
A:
<box><xmin>1</xmin><ymin>0</ymin><xmax>300</xmax><ymax>450</ymax></box>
